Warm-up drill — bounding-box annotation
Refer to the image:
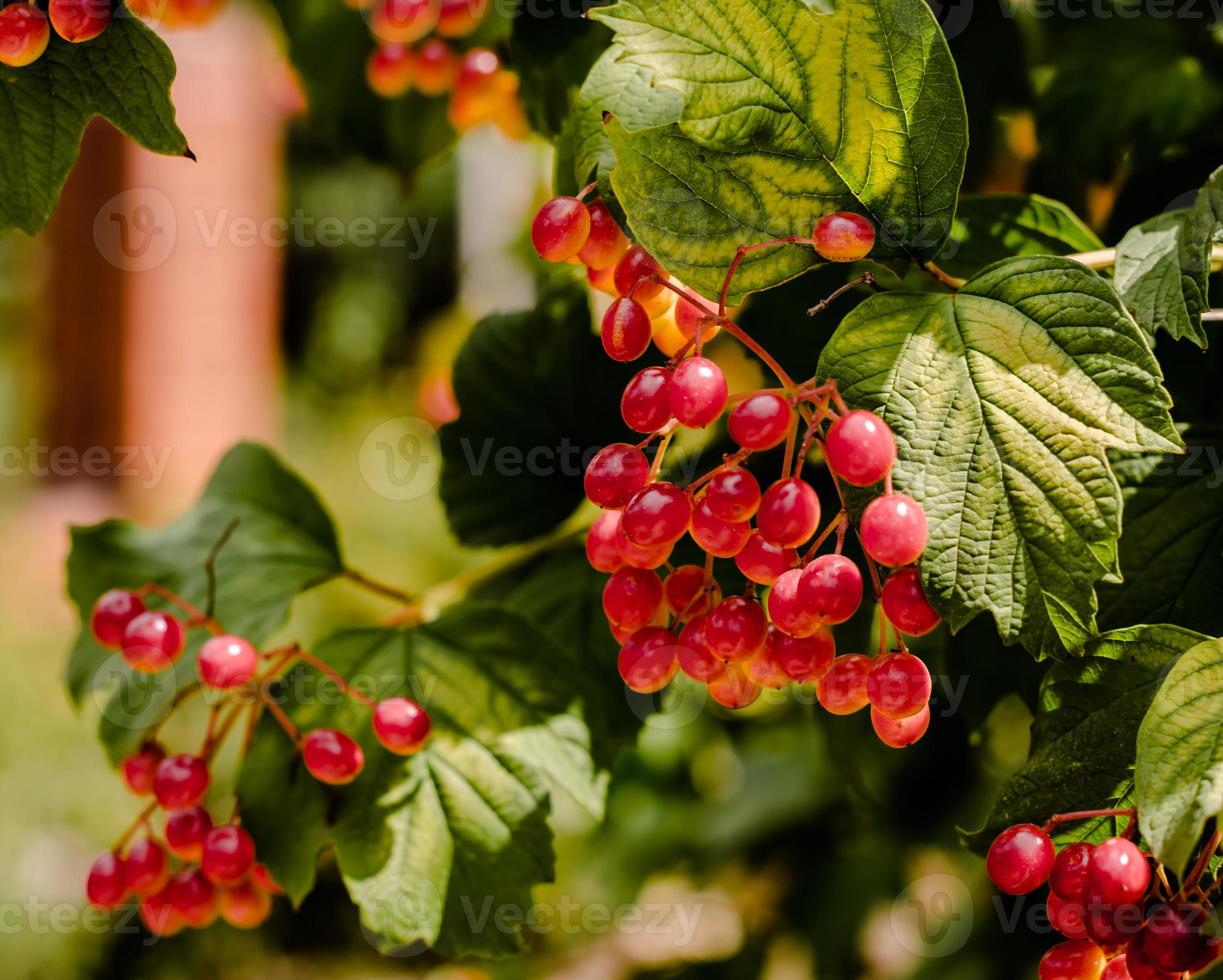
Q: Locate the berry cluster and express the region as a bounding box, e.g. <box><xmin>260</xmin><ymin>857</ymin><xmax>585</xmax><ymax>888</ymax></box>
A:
<box><xmin>0</xmin><ymin>0</ymin><xmax>112</xmax><ymax>68</ymax></box>
<box><xmin>532</xmin><ymin>195</ymin><xmax>941</xmax><ymax>746</ymax></box>
<box><xmin>987</xmin><ymin>814</ymin><xmax>1223</xmax><ymax>979</ymax></box>
<box><xmin>84</xmin><ymin>584</ymin><xmax>433</xmax><ymax>934</ymax></box>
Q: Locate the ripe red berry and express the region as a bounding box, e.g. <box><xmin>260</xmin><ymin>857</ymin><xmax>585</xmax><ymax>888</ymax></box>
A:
<box><xmin>670</xmin><ymin>356</ymin><xmax>728</xmax><ymax>429</ymax></box>
<box><xmin>860</xmin><ymin>493</ymin><xmax>928</xmax><ymax>567</ymax></box>
<box><xmin>986</xmin><ymin>823</ymin><xmax>1055</xmax><ymax>895</ymax></box>
<box><xmin>586</xmin><ymin>511</ymin><xmax>626</xmax><ymax>573</ymax></box>
<box><xmin>757</xmin><ymin>478</ymin><xmax>821</xmax><ymax>548</ymax></box>
<box><xmin>866</xmin><ymin>652</ymin><xmax>931</xmax><ymax>720</ymax></box>
<box><xmin>707</xmin><ymin>661</ymin><xmax>761</xmax><ymax>709</ymax></box>
<box><xmin>412</xmin><ymin>37</ymin><xmax>459</xmax><ymax>95</ymax></box>
<box><xmin>871</xmin><ymin>704</ymin><xmax>930</xmax><ymax>748</ymax></box>
<box><xmin>704</xmin><ymin>467</ymin><xmax>761</xmax><ymax>523</ymax></box>
<box><xmin>153</xmin><ymin>754</ymin><xmax>210</xmax><ymax>809</ymax></box>
<box><xmin>622</xmin><ymin>483</ymin><xmax>691</xmax><ymax>548</ymax></box>
<box><xmin>218</xmin><ymin>878</ymin><xmax>274</xmax><ymax>929</ymax></box>
<box><xmin>197</xmin><ymin>635</ymin><xmax>258</xmax><ymax>689</ymax></box>
<box><xmin>621</xmin><ymin>367</ymin><xmax>673</xmax><ymax>433</ymax></box>
<box><xmin>165</xmin><ymin>805</ymin><xmax>213</xmax><ymax>861</ymax></box>
<box><xmin>735</xmin><ymin>531</ymin><xmax>798</xmax><ymax>586</ymax></box>
<box><xmin>91</xmin><ymin>589</ymin><xmax>146</xmax><ymax>647</ymax></box>
<box><xmin>303</xmin><ymin>729</ymin><xmax>365</xmax><ymax>785</ymax></box>
<box><xmin>1051</xmin><ymin>843</ymin><xmax>1095</xmax><ymax>902</ymax></box>
<box><xmin>202</xmin><ymin>825</ymin><xmax>256</xmax><ymax>885</ymax></box>
<box><xmin>771</xmin><ymin>627</ymin><xmax>835</xmax><ymax>682</ymax></box>
<box><xmin>676</xmin><ymin>616</ymin><xmax>725</xmax><ymax>683</ymax></box>
<box><xmin>728</xmin><ymin>392</ymin><xmax>793</xmax><ymax>451</ymax></box>
<box><xmin>121</xmin><ymin>741</ymin><xmax>166</xmax><ymax>796</ymax></box>
<box><xmin>617</xmin><ymin>627</ymin><xmax>679</xmax><ymax>693</ymax></box>
<box><xmin>674</xmin><ymin>293</ymin><xmax>720</xmax><ymax>341</ymax></box>
<box><xmin>797</xmin><ymin>554</ymin><xmax>863</xmax><ymax>625</ymax></box>
<box><xmin>880</xmin><ymin>567</ymin><xmax>940</xmax><ymax>636</ymax></box>
<box><xmin>124</xmin><ymin>837</ymin><xmax>169</xmax><ymax>897</ymax></box>
<box><xmin>170</xmin><ymin>868</ymin><xmax>217</xmax><ymax>928</ymax></box>
<box><xmin>601</xmin><ymin>297</ymin><xmax>653</xmax><ymax>362</ymax></box>
<box><xmin>121</xmin><ymin>611</ymin><xmax>186</xmax><ymax>673</ymax></box>
<box><xmin>373</xmin><ymin>697</ymin><xmax>432</xmax><ymax>755</ymax></box>
<box><xmin>366</xmin><ymin>41</ymin><xmax>414</xmax><ymax>98</ymax></box>
<box><xmin>1100</xmin><ymin>955</ymin><xmax>1132</xmax><ymax>980</ymax></box>
<box><xmin>1047</xmin><ymin>892</ymin><xmax>1090</xmax><ymax>940</ymax></box>
<box><xmin>603</xmin><ymin>566</ymin><xmax>664</xmax><ymax>631</ymax></box>
<box><xmin>1137</xmin><ymin>905</ymin><xmax>1208</xmax><ymax>973</ymax></box>
<box><xmin>436</xmin><ymin>0</ymin><xmax>486</xmax><ymax>37</ymax></box>
<box><xmin>372</xmin><ymin>0</ymin><xmax>439</xmax><ymax>43</ymax></box>
<box><xmin>613</xmin><ymin>245</ymin><xmax>667</xmax><ymax>300</ymax></box>
<box><xmin>1082</xmin><ymin>886</ymin><xmax>1135</xmax><ymax>947</ymax></box>
<box><xmin>824</xmin><ymin>410</ymin><xmax>896</xmax><ymax>486</ymax></box>
<box><xmin>615</xmin><ymin>518</ymin><xmax>673</xmax><ymax>570</ymax></box>
<box><xmin>815</xmin><ymin>654</ymin><xmax>872</xmax><ymax>714</ymax></box>
<box><xmin>663</xmin><ymin>565</ymin><xmax>719</xmax><ymax>618</ymax></box>
<box><xmin>86</xmin><ymin>852</ymin><xmax>128</xmax><ymax>908</ymax></box>
<box><xmin>1088</xmin><ymin>838</ymin><xmax>1151</xmax><ymax>907</ymax></box>
<box><xmin>139</xmin><ymin>885</ymin><xmax>182</xmax><ymax>937</ymax></box>
<box><xmin>1038</xmin><ymin>940</ymin><xmax>1106</xmax><ymax>980</ymax></box>
<box><xmin>531</xmin><ymin>196</ymin><xmax>592</xmax><ymax>262</ymax></box>
<box><xmin>585</xmin><ymin>443</ymin><xmax>650</xmax><ymax>509</ymax></box>
<box><xmin>1122</xmin><ymin>943</ymin><xmax>1172</xmax><ymax>980</ymax></box>
<box><xmin>812</xmin><ymin>212</ymin><xmax>876</xmax><ymax>263</ymax></box>
<box><xmin>767</xmin><ymin>568</ymin><xmax>821</xmax><ymax>638</ymax></box>
<box><xmin>250</xmin><ymin>863</ymin><xmax>283</xmax><ymax>895</ymax></box>
<box><xmin>744</xmin><ymin>639</ymin><xmax>792</xmax><ymax>689</ymax></box>
<box><xmin>705</xmin><ymin>596</ymin><xmax>768</xmax><ymax>662</ymax></box>
<box><xmin>690</xmin><ymin>499</ymin><xmax>751</xmax><ymax>558</ymax></box>
<box><xmin>578</xmin><ymin>200</ymin><xmax>630</xmax><ymax>270</ymax></box>
<box><xmin>0</xmin><ymin>3</ymin><xmax>50</xmax><ymax>68</ymax></box>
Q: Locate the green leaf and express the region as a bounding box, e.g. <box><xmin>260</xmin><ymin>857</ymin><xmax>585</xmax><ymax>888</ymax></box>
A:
<box><xmin>439</xmin><ymin>283</ymin><xmax>632</xmax><ymax>546</ymax></box>
<box><xmin>63</xmin><ymin>443</ymin><xmax>343</xmax><ymax>762</ymax></box>
<box><xmin>577</xmin><ymin>0</ymin><xmax>968</xmax><ymax>302</ymax></box>
<box><xmin>237</xmin><ymin>606</ymin><xmax>607</xmax><ymax>957</ymax></box>
<box><xmin>1137</xmin><ymin>637</ymin><xmax>1223</xmax><ymax>875</ymax></box>
<box><xmin>965</xmin><ymin>625</ymin><xmax>1206</xmax><ymax>852</ymax></box>
<box><xmin>818</xmin><ymin>255</ymin><xmax>1181</xmax><ymax>658</ymax></box>
<box><xmin>1114</xmin><ymin>166</ymin><xmax>1223</xmax><ymax>348</ymax></box>
<box><xmin>0</xmin><ymin>17</ymin><xmax>187</xmax><ymax>235</ymax></box>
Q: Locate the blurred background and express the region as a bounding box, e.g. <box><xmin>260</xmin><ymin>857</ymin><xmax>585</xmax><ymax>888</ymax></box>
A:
<box><xmin>1</xmin><ymin>1</ymin><xmax>1221</xmax><ymax>977</ymax></box>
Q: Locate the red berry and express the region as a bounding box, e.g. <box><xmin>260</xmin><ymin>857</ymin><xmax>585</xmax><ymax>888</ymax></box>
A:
<box><xmin>797</xmin><ymin>554</ymin><xmax>863</xmax><ymax>625</ymax></box>
<box><xmin>663</xmin><ymin>565</ymin><xmax>719</xmax><ymax>618</ymax></box>
<box><xmin>219</xmin><ymin>879</ymin><xmax>273</xmax><ymax>929</ymax></box>
<box><xmin>757</xmin><ymin>478</ymin><xmax>821</xmax><ymax>547</ymax></box>
<box><xmin>744</xmin><ymin>639</ymin><xmax>792</xmax><ymax>689</ymax></box>
<box><xmin>880</xmin><ymin>567</ymin><xmax>940</xmax><ymax>636</ymax></box>
<box><xmin>303</xmin><ymin>729</ymin><xmax>365</xmax><ymax>785</ymax></box>
<box><xmin>124</xmin><ymin>837</ymin><xmax>169</xmax><ymax>897</ymax></box>
<box><xmin>366</xmin><ymin>41</ymin><xmax>414</xmax><ymax>98</ymax></box>
<box><xmin>0</xmin><ymin>3</ymin><xmax>49</xmax><ymax>67</ymax></box>
<box><xmin>197</xmin><ymin>635</ymin><xmax>258</xmax><ymax>689</ymax></box>
<box><xmin>250</xmin><ymin>863</ymin><xmax>284</xmax><ymax>895</ymax></box>
<box><xmin>586</xmin><ymin>511</ymin><xmax>626</xmax><ymax>573</ymax></box>
<box><xmin>121</xmin><ymin>741</ymin><xmax>166</xmax><ymax>796</ymax></box>
<box><xmin>812</xmin><ymin>212</ymin><xmax>876</xmax><ymax>263</ymax></box>
<box><xmin>86</xmin><ymin>852</ymin><xmax>128</xmax><ymax>908</ymax></box>
<box><xmin>767</xmin><ymin>568</ymin><xmax>821</xmax><ymax>638</ymax></box>
<box><xmin>1051</xmin><ymin>843</ymin><xmax>1095</xmax><ymax>901</ymax></box>
<box><xmin>1124</xmin><ymin>940</ymin><xmax>1178</xmax><ymax>980</ymax></box>
<box><xmin>871</xmin><ymin>704</ymin><xmax>930</xmax><ymax>748</ymax></box>
<box><xmin>603</xmin><ymin>566</ymin><xmax>664</xmax><ymax>631</ymax></box>
<box><xmin>1038</xmin><ymin>939</ymin><xmax>1106</xmax><ymax>980</ymax></box>
<box><xmin>1137</xmin><ymin>905</ymin><xmax>1208</xmax><ymax>973</ymax></box>
<box><xmin>621</xmin><ymin>367</ymin><xmax>673</xmax><ymax>433</ymax></box>
<box><xmin>153</xmin><ymin>754</ymin><xmax>210</xmax><ymax>809</ymax></box>
<box><xmin>815</xmin><ymin>654</ymin><xmax>872</xmax><ymax>714</ymax></box>
<box><xmin>771</xmin><ymin>627</ymin><xmax>835</xmax><ymax>682</ymax></box>
<box><xmin>169</xmin><ymin>868</ymin><xmax>217</xmax><ymax>928</ymax></box>
<box><xmin>531</xmin><ymin>196</ymin><xmax>591</xmax><ymax>262</ymax></box>
<box><xmin>615</xmin><ymin>518</ymin><xmax>673</xmax><ymax>569</ymax></box>
<box><xmin>91</xmin><ymin>589</ymin><xmax>146</xmax><ymax>647</ymax></box>
<box><xmin>373</xmin><ymin>697</ymin><xmax>432</xmax><ymax>755</ymax></box>
<box><xmin>986</xmin><ymin>823</ymin><xmax>1055</xmax><ymax>895</ymax></box>
<box><xmin>1047</xmin><ymin>892</ymin><xmax>1090</xmax><ymax>940</ymax></box>
<box><xmin>1101</xmin><ymin>955</ymin><xmax>1132</xmax><ymax>980</ymax></box>
<box><xmin>866</xmin><ymin>652</ymin><xmax>931</xmax><ymax>720</ymax></box>
<box><xmin>121</xmin><ymin>611</ymin><xmax>186</xmax><ymax>673</ymax></box>
<box><xmin>372</xmin><ymin>0</ymin><xmax>439</xmax><ymax>43</ymax></box>
<box><xmin>824</xmin><ymin>410</ymin><xmax>896</xmax><ymax>486</ymax></box>
<box><xmin>617</xmin><ymin>627</ymin><xmax>679</xmax><ymax>693</ymax></box>
<box><xmin>675</xmin><ymin>293</ymin><xmax>719</xmax><ymax>341</ymax></box>
<box><xmin>436</xmin><ymin>0</ymin><xmax>486</xmax><ymax>37</ymax></box>
<box><xmin>707</xmin><ymin>661</ymin><xmax>761</xmax><ymax>709</ymax></box>
<box><xmin>622</xmin><ymin>482</ymin><xmax>691</xmax><ymax>548</ymax></box>
<box><xmin>202</xmin><ymin>824</ymin><xmax>256</xmax><ymax>884</ymax></box>
<box><xmin>164</xmin><ymin>805</ymin><xmax>213</xmax><ymax>861</ymax></box>
<box><xmin>613</xmin><ymin>245</ymin><xmax>667</xmax><ymax>300</ymax></box>
<box><xmin>728</xmin><ymin>393</ymin><xmax>793</xmax><ymax>451</ymax></box>
<box><xmin>412</xmin><ymin>37</ymin><xmax>458</xmax><ymax>95</ymax></box>
<box><xmin>139</xmin><ymin>885</ymin><xmax>182</xmax><ymax>937</ymax></box>
<box><xmin>676</xmin><ymin>616</ymin><xmax>725</xmax><ymax>683</ymax></box>
<box><xmin>704</xmin><ymin>467</ymin><xmax>761</xmax><ymax>523</ymax></box>
<box><xmin>578</xmin><ymin>200</ymin><xmax>629</xmax><ymax>270</ymax></box>
<box><xmin>601</xmin><ymin>297</ymin><xmax>653</xmax><ymax>362</ymax></box>
<box><xmin>585</xmin><ymin>443</ymin><xmax>650</xmax><ymax>509</ymax></box>
<box><xmin>1083</xmin><ymin>886</ymin><xmax>1137</xmax><ymax>946</ymax></box>
<box><xmin>735</xmin><ymin>531</ymin><xmax>798</xmax><ymax>586</ymax></box>
<box><xmin>1088</xmin><ymin>838</ymin><xmax>1151</xmax><ymax>907</ymax></box>
<box><xmin>670</xmin><ymin>356</ymin><xmax>727</xmax><ymax>429</ymax></box>
<box><xmin>690</xmin><ymin>499</ymin><xmax>751</xmax><ymax>558</ymax></box>
<box><xmin>860</xmin><ymin>493</ymin><xmax>928</xmax><ymax>567</ymax></box>
<box><xmin>705</xmin><ymin>596</ymin><xmax>768</xmax><ymax>662</ymax></box>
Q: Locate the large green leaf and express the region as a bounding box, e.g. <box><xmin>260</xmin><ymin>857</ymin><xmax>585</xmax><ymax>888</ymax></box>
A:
<box><xmin>965</xmin><ymin>625</ymin><xmax>1205</xmax><ymax>852</ymax></box>
<box><xmin>1136</xmin><ymin>637</ymin><xmax>1223</xmax><ymax>874</ymax></box>
<box><xmin>237</xmin><ymin>606</ymin><xmax>606</xmax><ymax>957</ymax></box>
<box><xmin>64</xmin><ymin>443</ymin><xmax>343</xmax><ymax>762</ymax></box>
<box><xmin>576</xmin><ymin>0</ymin><xmax>968</xmax><ymax>301</ymax></box>
<box><xmin>0</xmin><ymin>17</ymin><xmax>187</xmax><ymax>235</ymax></box>
<box><xmin>818</xmin><ymin>255</ymin><xmax>1181</xmax><ymax>658</ymax></box>
<box><xmin>1114</xmin><ymin>166</ymin><xmax>1223</xmax><ymax>348</ymax></box>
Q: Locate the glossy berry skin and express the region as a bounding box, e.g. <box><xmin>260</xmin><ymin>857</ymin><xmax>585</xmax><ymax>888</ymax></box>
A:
<box><xmin>617</xmin><ymin>627</ymin><xmax>679</xmax><ymax>693</ymax></box>
<box><xmin>585</xmin><ymin>443</ymin><xmax>650</xmax><ymax>509</ymax></box>
<box><xmin>690</xmin><ymin>500</ymin><xmax>751</xmax><ymax>558</ymax></box>
<box><xmin>1124</xmin><ymin>942</ymin><xmax>1178</xmax><ymax>980</ymax></box>
<box><xmin>86</xmin><ymin>852</ymin><xmax>128</xmax><ymax>908</ymax></box>
<box><xmin>601</xmin><ymin>297</ymin><xmax>653</xmax><ymax>362</ymax></box>
<box><xmin>880</xmin><ymin>566</ymin><xmax>940</xmax><ymax>636</ymax></box>
<box><xmin>621</xmin><ymin>367</ymin><xmax>673</xmax><ymax>433</ymax></box>
<box><xmin>91</xmin><ymin>589</ymin><xmax>146</xmax><ymax>647</ymax></box>
<box><xmin>675</xmin><ymin>293</ymin><xmax>720</xmax><ymax>341</ymax></box>
<box><xmin>123</xmin><ymin>837</ymin><xmax>169</xmax><ymax>897</ymax></box>
<box><xmin>603</xmin><ymin>566</ymin><xmax>663</xmax><ymax>631</ymax></box>
<box><xmin>613</xmin><ymin>245</ymin><xmax>667</xmax><ymax>300</ymax></box>
<box><xmin>164</xmin><ymin>806</ymin><xmax>213</xmax><ymax>861</ymax></box>
<box><xmin>372</xmin><ymin>0</ymin><xmax>439</xmax><ymax>44</ymax></box>
<box><xmin>1051</xmin><ymin>843</ymin><xmax>1095</xmax><ymax>901</ymax></box>
<box><xmin>767</xmin><ymin>568</ymin><xmax>821</xmax><ymax>638</ymax></box>
<box><xmin>1088</xmin><ymin>838</ymin><xmax>1151</xmax><ymax>906</ymax></box>
<box><xmin>704</xmin><ymin>467</ymin><xmax>761</xmax><ymax>523</ymax></box>
<box><xmin>153</xmin><ymin>754</ymin><xmax>210</xmax><ymax>809</ymax></box>
<box><xmin>373</xmin><ymin>697</ymin><xmax>432</xmax><ymax>755</ymax></box>
<box><xmin>0</xmin><ymin>3</ymin><xmax>50</xmax><ymax>68</ymax></box>
<box><xmin>1037</xmin><ymin>939</ymin><xmax>1106</xmax><ymax>980</ymax></box>
<box><xmin>823</xmin><ymin>410</ymin><xmax>896</xmax><ymax>486</ymax></box>
<box><xmin>202</xmin><ymin>825</ymin><xmax>256</xmax><ymax>884</ymax></box>
<box><xmin>588</xmin><ymin>263</ymin><xmax>617</xmax><ymax>296</ymax></box>
<box><xmin>677</xmin><ymin>616</ymin><xmax>725</xmax><ymax>683</ymax></box>
<box><xmin>170</xmin><ymin>868</ymin><xmax>217</xmax><ymax>928</ymax></box>
<box><xmin>578</xmin><ymin>200</ymin><xmax>630</xmax><ymax>270</ymax></box>
<box><xmin>871</xmin><ymin>704</ymin><xmax>930</xmax><ymax>748</ymax></box>
<box><xmin>797</xmin><ymin>554</ymin><xmax>863</xmax><ymax>625</ymax></box>
<box><xmin>866</xmin><ymin>652</ymin><xmax>931</xmax><ymax>719</ymax></box>
<box><xmin>1138</xmin><ymin>905</ymin><xmax>1208</xmax><ymax>973</ymax></box>
<box><xmin>1047</xmin><ymin>892</ymin><xmax>1090</xmax><ymax>940</ymax></box>
<box><xmin>670</xmin><ymin>357</ymin><xmax>728</xmax><ymax>429</ymax></box>
<box><xmin>366</xmin><ymin>41</ymin><xmax>414</xmax><ymax>98</ymax></box>
<box><xmin>219</xmin><ymin>880</ymin><xmax>273</xmax><ymax>929</ymax></box>
<box><xmin>586</xmin><ymin>511</ymin><xmax>626</xmax><ymax>573</ymax></box>
<box><xmin>707</xmin><ymin>661</ymin><xmax>761</xmax><ymax>710</ymax></box>
<box><xmin>197</xmin><ymin>635</ymin><xmax>259</xmax><ymax>689</ymax></box>
<box><xmin>728</xmin><ymin>393</ymin><xmax>792</xmax><ymax>451</ymax></box>
<box><xmin>121</xmin><ymin>611</ymin><xmax>186</xmax><ymax>673</ymax></box>
<box><xmin>663</xmin><ymin>565</ymin><xmax>719</xmax><ymax>618</ymax></box>
<box><xmin>771</xmin><ymin>626</ymin><xmax>835</xmax><ymax>682</ymax></box>
<box><xmin>615</xmin><ymin>519</ymin><xmax>673</xmax><ymax>570</ymax></box>
<box><xmin>1100</xmin><ymin>956</ymin><xmax>1132</xmax><ymax>980</ymax></box>
<box><xmin>757</xmin><ymin>478</ymin><xmax>821</xmax><ymax>548</ymax></box>
<box><xmin>735</xmin><ymin>532</ymin><xmax>797</xmax><ymax>586</ymax></box>
<box><xmin>815</xmin><ymin>654</ymin><xmax>872</xmax><ymax>715</ymax></box>
<box><xmin>744</xmin><ymin>639</ymin><xmax>792</xmax><ymax>689</ymax></box>
<box><xmin>986</xmin><ymin>823</ymin><xmax>1055</xmax><ymax>895</ymax></box>
<box><xmin>531</xmin><ymin>196</ymin><xmax>591</xmax><ymax>262</ymax></box>
<box><xmin>622</xmin><ymin>483</ymin><xmax>691</xmax><ymax>548</ymax></box>
<box><xmin>139</xmin><ymin>886</ymin><xmax>182</xmax><ymax>938</ymax></box>
<box><xmin>706</xmin><ymin>596</ymin><xmax>768</xmax><ymax>662</ymax></box>
<box><xmin>860</xmin><ymin>493</ymin><xmax>928</xmax><ymax>567</ymax></box>
<box><xmin>412</xmin><ymin>37</ymin><xmax>458</xmax><ymax>95</ymax></box>
<box><xmin>812</xmin><ymin>212</ymin><xmax>876</xmax><ymax>263</ymax></box>
<box><xmin>303</xmin><ymin>729</ymin><xmax>365</xmax><ymax>785</ymax></box>
<box><xmin>121</xmin><ymin>741</ymin><xmax>165</xmax><ymax>796</ymax></box>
